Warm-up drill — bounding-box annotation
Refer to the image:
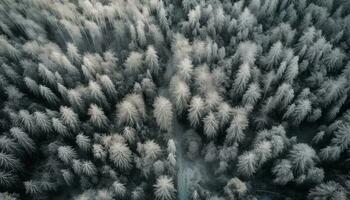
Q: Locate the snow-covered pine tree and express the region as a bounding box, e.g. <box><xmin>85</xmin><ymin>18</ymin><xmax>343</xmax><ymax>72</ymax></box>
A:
<box><xmin>154</xmin><ymin>176</ymin><xmax>176</xmax><ymax>200</ymax></box>
<box><xmin>153</xmin><ymin>96</ymin><xmax>173</xmax><ymax>131</ymax></box>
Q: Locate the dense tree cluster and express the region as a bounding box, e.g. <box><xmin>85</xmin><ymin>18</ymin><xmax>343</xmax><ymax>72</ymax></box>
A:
<box><xmin>0</xmin><ymin>0</ymin><xmax>350</xmax><ymax>200</ymax></box>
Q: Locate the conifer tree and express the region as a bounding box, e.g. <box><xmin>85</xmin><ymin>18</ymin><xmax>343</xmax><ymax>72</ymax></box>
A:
<box><xmin>60</xmin><ymin>106</ymin><xmax>79</xmax><ymax>131</ymax></box>
<box><xmin>188</xmin><ymin>96</ymin><xmax>206</xmax><ymax>127</ymax></box>
<box><xmin>76</xmin><ymin>134</ymin><xmax>91</xmax><ymax>152</ymax></box>
<box><xmin>232</xmin><ymin>63</ymin><xmax>251</xmax><ymax>97</ymax></box>
<box><xmin>58</xmin><ymin>146</ymin><xmax>77</xmax><ymax>165</ymax></box>
<box><xmin>117</xmin><ymin>100</ymin><xmax>140</xmax><ymax>126</ymax></box>
<box><xmin>109</xmin><ymin>142</ymin><xmax>132</xmax><ymax>170</ymax></box>
<box><xmin>289</xmin><ymin>143</ymin><xmax>318</xmax><ymax>173</ymax></box>
<box><xmin>237</xmin><ymin>151</ymin><xmax>258</xmax><ymax>177</ymax></box>
<box><xmin>170</xmin><ymin>76</ymin><xmax>190</xmax><ymax>114</ymax></box>
<box><xmin>153</xmin><ymin>96</ymin><xmax>173</xmax><ymax>131</ymax></box>
<box><xmin>145</xmin><ymin>45</ymin><xmax>160</xmax><ymax>75</ymax></box>
<box><xmin>203</xmin><ymin>112</ymin><xmax>219</xmax><ymax>139</ymax></box>
<box><xmin>88</xmin><ymin>104</ymin><xmax>108</xmax><ymax>129</ymax></box>
<box><xmin>154</xmin><ymin>176</ymin><xmax>176</xmax><ymax>200</ymax></box>
<box><xmin>308</xmin><ymin>181</ymin><xmax>347</xmax><ymax>200</ymax></box>
<box><xmin>272</xmin><ymin>159</ymin><xmax>294</xmax><ymax>185</ymax></box>
<box><xmin>9</xmin><ymin>127</ymin><xmax>35</xmax><ymax>153</ymax></box>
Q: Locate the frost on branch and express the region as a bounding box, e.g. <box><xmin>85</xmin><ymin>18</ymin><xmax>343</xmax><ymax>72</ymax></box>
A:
<box><xmin>1</xmin><ymin>0</ymin><xmax>350</xmax><ymax>199</ymax></box>
<box><xmin>154</xmin><ymin>176</ymin><xmax>176</xmax><ymax>200</ymax></box>
<box><xmin>153</xmin><ymin>96</ymin><xmax>173</xmax><ymax>131</ymax></box>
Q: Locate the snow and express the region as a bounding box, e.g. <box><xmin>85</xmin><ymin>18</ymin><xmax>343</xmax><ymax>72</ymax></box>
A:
<box><xmin>160</xmin><ymin>57</ymin><xmax>219</xmax><ymax>200</ymax></box>
<box><xmin>160</xmin><ymin>64</ymin><xmax>209</xmax><ymax>200</ymax></box>
<box><xmin>158</xmin><ymin>93</ymin><xmax>211</xmax><ymax>199</ymax></box>
<box><xmin>174</xmin><ymin>119</ymin><xmax>211</xmax><ymax>200</ymax></box>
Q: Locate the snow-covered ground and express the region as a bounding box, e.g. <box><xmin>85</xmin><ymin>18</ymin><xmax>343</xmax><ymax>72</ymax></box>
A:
<box><xmin>174</xmin><ymin>119</ymin><xmax>190</xmax><ymax>200</ymax></box>
<box><xmin>174</xmin><ymin>120</ymin><xmax>209</xmax><ymax>200</ymax></box>
<box><xmin>160</xmin><ymin>63</ymin><xmax>213</xmax><ymax>200</ymax></box>
<box><xmin>157</xmin><ymin>91</ymin><xmax>210</xmax><ymax>199</ymax></box>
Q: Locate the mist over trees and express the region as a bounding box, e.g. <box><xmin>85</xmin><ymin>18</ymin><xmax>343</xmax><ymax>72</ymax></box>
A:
<box><xmin>0</xmin><ymin>0</ymin><xmax>350</xmax><ymax>200</ymax></box>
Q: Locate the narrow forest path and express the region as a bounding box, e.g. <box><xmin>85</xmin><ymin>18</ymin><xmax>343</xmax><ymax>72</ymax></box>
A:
<box><xmin>159</xmin><ymin>60</ymin><xmax>194</xmax><ymax>200</ymax></box>
<box><xmin>173</xmin><ymin>120</ymin><xmax>211</xmax><ymax>200</ymax></box>
<box><xmin>158</xmin><ymin>86</ymin><xmax>191</xmax><ymax>200</ymax></box>
<box><xmin>158</xmin><ymin>88</ymin><xmax>210</xmax><ymax>200</ymax></box>
<box><xmin>159</xmin><ymin>60</ymin><xmax>212</xmax><ymax>200</ymax></box>
<box><xmin>173</xmin><ymin>119</ymin><xmax>190</xmax><ymax>200</ymax></box>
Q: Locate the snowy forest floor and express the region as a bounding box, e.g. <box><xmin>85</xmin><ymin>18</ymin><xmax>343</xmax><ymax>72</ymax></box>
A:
<box><xmin>159</xmin><ymin>63</ymin><xmax>214</xmax><ymax>200</ymax></box>
<box><xmin>158</xmin><ymin>88</ymin><xmax>213</xmax><ymax>200</ymax></box>
<box><xmin>174</xmin><ymin>119</ymin><xmax>213</xmax><ymax>200</ymax></box>
<box><xmin>158</xmin><ymin>57</ymin><xmax>215</xmax><ymax>200</ymax></box>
